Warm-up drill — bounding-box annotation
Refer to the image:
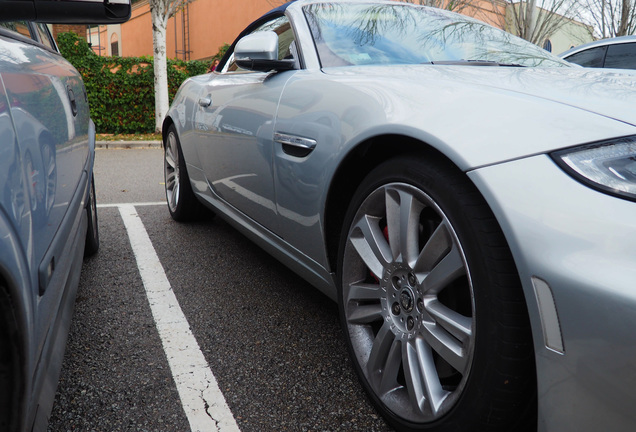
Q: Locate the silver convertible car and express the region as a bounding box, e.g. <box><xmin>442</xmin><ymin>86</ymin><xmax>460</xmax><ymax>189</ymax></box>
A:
<box><xmin>163</xmin><ymin>1</ymin><xmax>636</xmax><ymax>431</ymax></box>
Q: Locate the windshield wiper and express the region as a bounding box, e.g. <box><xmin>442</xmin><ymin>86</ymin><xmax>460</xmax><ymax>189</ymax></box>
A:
<box><xmin>424</xmin><ymin>60</ymin><xmax>525</xmax><ymax>67</ymax></box>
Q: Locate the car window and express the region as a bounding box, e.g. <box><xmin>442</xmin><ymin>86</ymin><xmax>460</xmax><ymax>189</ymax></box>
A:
<box><xmin>0</xmin><ymin>21</ymin><xmax>32</xmax><ymax>39</ymax></box>
<box><xmin>34</xmin><ymin>23</ymin><xmax>56</xmax><ymax>51</ymax></box>
<box><xmin>604</xmin><ymin>43</ymin><xmax>636</xmax><ymax>69</ymax></box>
<box><xmin>565</xmin><ymin>46</ymin><xmax>607</xmax><ymax>67</ymax></box>
<box><xmin>223</xmin><ymin>15</ymin><xmax>296</xmax><ymax>73</ymax></box>
<box><xmin>303</xmin><ymin>3</ymin><xmax>569</xmax><ymax>68</ymax></box>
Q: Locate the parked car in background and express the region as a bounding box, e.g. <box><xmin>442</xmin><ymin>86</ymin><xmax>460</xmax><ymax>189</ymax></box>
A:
<box><xmin>0</xmin><ymin>1</ymin><xmax>130</xmax><ymax>430</ymax></box>
<box><xmin>164</xmin><ymin>1</ymin><xmax>636</xmax><ymax>431</ymax></box>
<box><xmin>560</xmin><ymin>35</ymin><xmax>636</xmax><ymax>69</ymax></box>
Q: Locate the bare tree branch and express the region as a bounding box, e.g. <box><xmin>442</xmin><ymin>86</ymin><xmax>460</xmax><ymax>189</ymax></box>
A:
<box><xmin>575</xmin><ymin>0</ymin><xmax>636</xmax><ymax>38</ymax></box>
<box><xmin>501</xmin><ymin>0</ymin><xmax>581</xmax><ymax>45</ymax></box>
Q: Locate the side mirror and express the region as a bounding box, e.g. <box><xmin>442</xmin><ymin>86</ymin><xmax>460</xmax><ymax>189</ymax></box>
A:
<box><xmin>235</xmin><ymin>31</ymin><xmax>296</xmax><ymax>72</ymax></box>
<box><xmin>2</xmin><ymin>0</ymin><xmax>131</xmax><ymax>24</ymax></box>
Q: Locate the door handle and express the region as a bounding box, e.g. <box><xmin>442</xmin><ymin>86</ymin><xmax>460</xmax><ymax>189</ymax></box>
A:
<box><xmin>67</xmin><ymin>86</ymin><xmax>78</xmax><ymax>116</ymax></box>
<box><xmin>274</xmin><ymin>132</ymin><xmax>317</xmax><ymax>157</ymax></box>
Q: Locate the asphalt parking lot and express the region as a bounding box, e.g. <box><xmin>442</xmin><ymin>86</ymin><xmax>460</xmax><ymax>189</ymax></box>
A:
<box><xmin>47</xmin><ymin>147</ymin><xmax>393</xmax><ymax>431</ymax></box>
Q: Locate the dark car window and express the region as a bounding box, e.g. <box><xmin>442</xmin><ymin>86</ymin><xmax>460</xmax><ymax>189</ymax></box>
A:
<box><xmin>604</xmin><ymin>43</ymin><xmax>636</xmax><ymax>69</ymax></box>
<box><xmin>224</xmin><ymin>15</ymin><xmax>296</xmax><ymax>73</ymax></box>
<box><xmin>0</xmin><ymin>21</ymin><xmax>33</xmax><ymax>39</ymax></box>
<box><xmin>565</xmin><ymin>46</ymin><xmax>607</xmax><ymax>67</ymax></box>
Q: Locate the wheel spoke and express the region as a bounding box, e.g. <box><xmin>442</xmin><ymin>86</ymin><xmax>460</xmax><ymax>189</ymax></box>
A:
<box><xmin>378</xmin><ymin>339</ymin><xmax>403</xmax><ymax>395</ymax></box>
<box><xmin>403</xmin><ymin>337</ymin><xmax>449</xmax><ymax>416</ymax></box>
<box><xmin>165</xmin><ymin>152</ymin><xmax>176</xmax><ymax>172</ymax></box>
<box><xmin>171</xmin><ymin>181</ymin><xmax>180</xmax><ymax>210</ymax></box>
<box><xmin>347</xmin><ymin>282</ymin><xmax>384</xmax><ymax>303</ymax></box>
<box><xmin>414</xmin><ymin>220</ymin><xmax>452</xmax><ymax>274</ymax></box>
<box><xmin>385</xmin><ymin>188</ymin><xmax>423</xmax><ymax>266</ymax></box>
<box><xmin>367</xmin><ymin>322</ymin><xmax>399</xmax><ymax>390</ymax></box>
<box><xmin>347</xmin><ymin>302</ymin><xmax>383</xmax><ymax>324</ymax></box>
<box><xmin>165</xmin><ymin>139</ymin><xmax>177</xmax><ymax>171</ymax></box>
<box><xmin>421</xmin><ymin>319</ymin><xmax>470</xmax><ymax>374</ymax></box>
<box><xmin>426</xmin><ymin>298</ymin><xmax>472</xmax><ymax>343</ymax></box>
<box><xmin>165</xmin><ymin>170</ymin><xmax>177</xmax><ymax>190</ymax></box>
<box><xmin>350</xmin><ymin>214</ymin><xmax>392</xmax><ymax>278</ymax></box>
<box><xmin>421</xmin><ymin>244</ymin><xmax>465</xmax><ymax>295</ymax></box>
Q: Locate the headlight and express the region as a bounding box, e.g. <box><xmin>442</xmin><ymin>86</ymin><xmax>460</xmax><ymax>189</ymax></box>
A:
<box><xmin>552</xmin><ymin>136</ymin><xmax>636</xmax><ymax>202</ymax></box>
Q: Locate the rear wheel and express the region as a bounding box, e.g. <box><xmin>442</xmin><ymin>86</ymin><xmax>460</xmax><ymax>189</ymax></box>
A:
<box><xmin>164</xmin><ymin>125</ymin><xmax>206</xmax><ymax>221</ymax></box>
<box><xmin>338</xmin><ymin>154</ymin><xmax>535</xmax><ymax>431</ymax></box>
<box><xmin>84</xmin><ymin>174</ymin><xmax>99</xmax><ymax>257</ymax></box>
<box><xmin>0</xmin><ymin>288</ymin><xmax>20</xmax><ymax>431</ymax></box>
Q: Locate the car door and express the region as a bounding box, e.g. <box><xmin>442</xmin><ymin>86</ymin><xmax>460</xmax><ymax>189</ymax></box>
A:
<box><xmin>194</xmin><ymin>15</ymin><xmax>297</xmax><ymax>233</ymax></box>
<box><xmin>0</xmin><ymin>21</ymin><xmax>90</xmax><ymax>374</ymax></box>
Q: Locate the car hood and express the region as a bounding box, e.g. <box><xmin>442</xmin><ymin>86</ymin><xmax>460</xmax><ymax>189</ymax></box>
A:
<box><xmin>318</xmin><ymin>65</ymin><xmax>636</xmax><ymax>169</ymax></box>
<box><xmin>325</xmin><ymin>65</ymin><xmax>636</xmax><ymax>127</ymax></box>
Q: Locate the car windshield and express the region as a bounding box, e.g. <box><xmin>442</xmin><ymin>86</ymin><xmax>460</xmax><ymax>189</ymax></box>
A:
<box><xmin>303</xmin><ymin>2</ymin><xmax>571</xmax><ymax>68</ymax></box>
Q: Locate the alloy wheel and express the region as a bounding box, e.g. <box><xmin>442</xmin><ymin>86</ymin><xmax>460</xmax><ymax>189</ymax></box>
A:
<box><xmin>342</xmin><ymin>182</ymin><xmax>475</xmax><ymax>423</ymax></box>
<box><xmin>164</xmin><ymin>131</ymin><xmax>181</xmax><ymax>214</ymax></box>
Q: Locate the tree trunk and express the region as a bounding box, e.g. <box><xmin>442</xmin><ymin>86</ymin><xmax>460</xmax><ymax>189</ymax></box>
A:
<box><xmin>151</xmin><ymin>1</ymin><xmax>170</xmax><ymax>133</ymax></box>
<box><xmin>522</xmin><ymin>0</ymin><xmax>537</xmax><ymax>42</ymax></box>
<box><xmin>618</xmin><ymin>0</ymin><xmax>631</xmax><ymax>35</ymax></box>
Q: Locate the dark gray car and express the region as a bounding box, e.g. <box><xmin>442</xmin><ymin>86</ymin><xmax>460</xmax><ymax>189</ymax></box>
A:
<box><xmin>560</xmin><ymin>35</ymin><xmax>636</xmax><ymax>69</ymax></box>
<box><xmin>0</xmin><ymin>2</ymin><xmax>129</xmax><ymax>430</ymax></box>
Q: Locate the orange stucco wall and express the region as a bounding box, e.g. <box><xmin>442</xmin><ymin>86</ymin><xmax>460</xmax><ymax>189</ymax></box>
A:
<box><xmin>461</xmin><ymin>0</ymin><xmax>507</xmax><ymax>27</ymax></box>
<box><xmin>119</xmin><ymin>0</ymin><xmax>276</xmax><ymax>61</ymax></box>
<box><xmin>120</xmin><ymin>3</ymin><xmax>153</xmax><ymax>58</ymax></box>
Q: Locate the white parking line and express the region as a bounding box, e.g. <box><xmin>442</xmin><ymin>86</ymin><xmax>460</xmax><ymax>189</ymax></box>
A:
<box><xmin>98</xmin><ymin>201</ymin><xmax>166</xmax><ymax>208</ymax></box>
<box><xmin>118</xmin><ymin>204</ymin><xmax>240</xmax><ymax>432</ymax></box>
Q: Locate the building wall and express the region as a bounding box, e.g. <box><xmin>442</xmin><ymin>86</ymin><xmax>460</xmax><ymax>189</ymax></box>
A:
<box><xmin>454</xmin><ymin>0</ymin><xmax>508</xmax><ymax>28</ymax></box>
<box><xmin>503</xmin><ymin>4</ymin><xmax>594</xmax><ymax>54</ymax></box>
<box><xmin>118</xmin><ymin>0</ymin><xmax>276</xmax><ymax>61</ymax></box>
<box><xmin>88</xmin><ymin>25</ymin><xmax>122</xmax><ymax>56</ymax></box>
<box><xmin>550</xmin><ymin>21</ymin><xmax>594</xmax><ymax>54</ymax></box>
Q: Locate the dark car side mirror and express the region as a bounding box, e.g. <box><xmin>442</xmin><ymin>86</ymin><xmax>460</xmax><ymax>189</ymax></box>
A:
<box><xmin>2</xmin><ymin>0</ymin><xmax>131</xmax><ymax>24</ymax></box>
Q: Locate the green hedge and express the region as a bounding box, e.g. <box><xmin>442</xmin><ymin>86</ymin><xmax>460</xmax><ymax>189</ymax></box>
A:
<box><xmin>57</xmin><ymin>32</ymin><xmax>210</xmax><ymax>134</ymax></box>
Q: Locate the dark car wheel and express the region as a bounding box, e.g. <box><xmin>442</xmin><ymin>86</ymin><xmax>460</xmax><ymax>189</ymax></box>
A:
<box><xmin>338</xmin><ymin>154</ymin><xmax>536</xmax><ymax>432</ymax></box>
<box><xmin>0</xmin><ymin>287</ymin><xmax>20</xmax><ymax>431</ymax></box>
<box><xmin>164</xmin><ymin>125</ymin><xmax>206</xmax><ymax>222</ymax></box>
<box><xmin>84</xmin><ymin>174</ymin><xmax>99</xmax><ymax>257</ymax></box>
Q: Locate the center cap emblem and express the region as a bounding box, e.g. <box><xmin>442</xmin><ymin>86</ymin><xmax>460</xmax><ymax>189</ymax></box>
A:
<box><xmin>400</xmin><ymin>289</ymin><xmax>414</xmax><ymax>313</ymax></box>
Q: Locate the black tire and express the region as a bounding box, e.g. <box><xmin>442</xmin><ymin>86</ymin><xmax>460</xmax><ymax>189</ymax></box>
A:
<box><xmin>0</xmin><ymin>288</ymin><xmax>20</xmax><ymax>432</ymax></box>
<box><xmin>163</xmin><ymin>125</ymin><xmax>207</xmax><ymax>222</ymax></box>
<box><xmin>84</xmin><ymin>173</ymin><xmax>99</xmax><ymax>257</ymax></box>
<box><xmin>337</xmin><ymin>154</ymin><xmax>536</xmax><ymax>432</ymax></box>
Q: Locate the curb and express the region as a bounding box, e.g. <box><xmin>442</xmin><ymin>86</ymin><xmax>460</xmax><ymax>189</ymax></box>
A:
<box><xmin>96</xmin><ymin>140</ymin><xmax>162</xmax><ymax>149</ymax></box>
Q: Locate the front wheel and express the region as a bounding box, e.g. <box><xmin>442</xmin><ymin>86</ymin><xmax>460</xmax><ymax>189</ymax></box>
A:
<box><xmin>338</xmin><ymin>154</ymin><xmax>535</xmax><ymax>431</ymax></box>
